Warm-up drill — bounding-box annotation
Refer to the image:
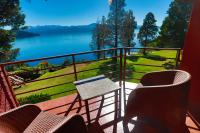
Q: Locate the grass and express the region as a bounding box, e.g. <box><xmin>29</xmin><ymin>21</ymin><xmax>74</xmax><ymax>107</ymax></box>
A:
<box><xmin>125</xmin><ymin>50</ymin><xmax>177</xmax><ymax>82</ymax></box>
<box><xmin>15</xmin><ymin>50</ymin><xmax>178</xmax><ymax>102</ymax></box>
<box><xmin>15</xmin><ymin>60</ymin><xmax>111</xmax><ymax>99</ymax></box>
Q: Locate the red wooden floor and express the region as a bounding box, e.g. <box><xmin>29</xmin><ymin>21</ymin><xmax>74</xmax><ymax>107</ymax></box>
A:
<box><xmin>36</xmin><ymin>82</ymin><xmax>200</xmax><ymax>133</ymax></box>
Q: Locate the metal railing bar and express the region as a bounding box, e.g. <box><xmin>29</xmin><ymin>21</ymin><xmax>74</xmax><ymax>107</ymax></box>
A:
<box><xmin>125</xmin><ymin>77</ymin><xmax>141</xmax><ymax>80</ymax></box>
<box><xmin>49</xmin><ymin>89</ymin><xmax>76</xmax><ymax>97</ymax></box>
<box><xmin>127</xmin><ymin>55</ymin><xmax>177</xmax><ymax>60</ymax></box>
<box><xmin>75</xmin><ymin>67</ymin><xmax>100</xmax><ymax>74</ymax></box>
<box><xmin>125</xmin><ymin>47</ymin><xmax>181</xmax><ymax>50</ymax></box>
<box><xmin>7</xmin><ymin>64</ymin><xmax>74</xmax><ymax>76</ymax></box>
<box><xmin>14</xmin><ymin>72</ymin><xmax>75</xmax><ymax>85</ymax></box>
<box><xmin>74</xmin><ymin>56</ymin><xmax>120</xmax><ymax>65</ymax></box>
<box><xmin>15</xmin><ymin>81</ymin><xmax>74</xmax><ymax>96</ymax></box>
<box><xmin>0</xmin><ymin>48</ymin><xmax>118</xmax><ymax>66</ymax></box>
<box><xmin>131</xmin><ymin>63</ymin><xmax>163</xmax><ymax>67</ymax></box>
<box><xmin>125</xmin><ymin>70</ymin><xmax>147</xmax><ymax>74</ymax></box>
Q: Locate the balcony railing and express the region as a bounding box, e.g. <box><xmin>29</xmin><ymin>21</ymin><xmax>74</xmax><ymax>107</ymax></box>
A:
<box><xmin>0</xmin><ymin>47</ymin><xmax>182</xmax><ymax>106</ymax></box>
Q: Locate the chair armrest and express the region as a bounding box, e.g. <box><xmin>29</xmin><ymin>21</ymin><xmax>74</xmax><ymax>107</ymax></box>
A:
<box><xmin>140</xmin><ymin>71</ymin><xmax>176</xmax><ymax>86</ymax></box>
<box><xmin>0</xmin><ymin>104</ymin><xmax>41</xmax><ymax>132</ymax></box>
<box><xmin>50</xmin><ymin>114</ymin><xmax>87</xmax><ymax>133</ymax></box>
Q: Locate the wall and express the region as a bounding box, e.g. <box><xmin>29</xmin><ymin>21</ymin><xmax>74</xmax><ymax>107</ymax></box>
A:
<box><xmin>181</xmin><ymin>0</ymin><xmax>200</xmax><ymax>122</ymax></box>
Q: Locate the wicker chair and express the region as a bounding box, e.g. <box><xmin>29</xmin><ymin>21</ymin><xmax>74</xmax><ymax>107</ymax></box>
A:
<box><xmin>0</xmin><ymin>104</ymin><xmax>87</xmax><ymax>133</ymax></box>
<box><xmin>124</xmin><ymin>70</ymin><xmax>191</xmax><ymax>133</ymax></box>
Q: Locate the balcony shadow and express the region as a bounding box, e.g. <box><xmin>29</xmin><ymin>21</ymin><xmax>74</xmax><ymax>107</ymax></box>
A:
<box><xmin>37</xmin><ymin>90</ymin><xmax>200</xmax><ymax>133</ymax></box>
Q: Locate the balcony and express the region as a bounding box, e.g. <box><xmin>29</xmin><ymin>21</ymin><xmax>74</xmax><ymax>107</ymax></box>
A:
<box><xmin>0</xmin><ymin>48</ymin><xmax>200</xmax><ymax>132</ymax></box>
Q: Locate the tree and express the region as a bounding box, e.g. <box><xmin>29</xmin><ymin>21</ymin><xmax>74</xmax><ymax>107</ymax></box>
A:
<box><xmin>158</xmin><ymin>0</ymin><xmax>192</xmax><ymax>48</ymax></box>
<box><xmin>0</xmin><ymin>0</ymin><xmax>25</xmax><ymax>63</ymax></box>
<box><xmin>90</xmin><ymin>16</ymin><xmax>111</xmax><ymax>59</ymax></box>
<box><xmin>106</xmin><ymin>0</ymin><xmax>126</xmax><ymax>76</ymax></box>
<box><xmin>120</xmin><ymin>10</ymin><xmax>137</xmax><ymax>54</ymax></box>
<box><xmin>107</xmin><ymin>0</ymin><xmax>126</xmax><ymax>51</ymax></box>
<box><xmin>137</xmin><ymin>12</ymin><xmax>158</xmax><ymax>55</ymax></box>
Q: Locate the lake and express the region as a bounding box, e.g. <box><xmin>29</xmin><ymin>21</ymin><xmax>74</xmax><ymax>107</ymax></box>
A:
<box><xmin>14</xmin><ymin>33</ymin><xmax>141</xmax><ymax>65</ymax></box>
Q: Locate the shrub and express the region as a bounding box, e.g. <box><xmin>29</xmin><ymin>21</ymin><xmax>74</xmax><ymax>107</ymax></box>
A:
<box><xmin>144</xmin><ymin>54</ymin><xmax>166</xmax><ymax>61</ymax></box>
<box><xmin>18</xmin><ymin>93</ymin><xmax>51</xmax><ymax>105</ymax></box>
<box><xmin>14</xmin><ymin>66</ymin><xmax>41</xmax><ymax>81</ymax></box>
<box><xmin>37</xmin><ymin>61</ymin><xmax>58</xmax><ymax>74</ymax></box>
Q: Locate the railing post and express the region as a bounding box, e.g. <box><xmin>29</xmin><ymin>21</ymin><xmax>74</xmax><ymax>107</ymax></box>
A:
<box><xmin>103</xmin><ymin>50</ymin><xmax>106</xmax><ymax>59</ymax></box>
<box><xmin>0</xmin><ymin>65</ymin><xmax>19</xmax><ymax>111</ymax></box>
<box><xmin>119</xmin><ymin>48</ymin><xmax>123</xmax><ymax>87</ymax></box>
<box><xmin>123</xmin><ymin>48</ymin><xmax>127</xmax><ymax>111</ymax></box>
<box><xmin>175</xmin><ymin>49</ymin><xmax>181</xmax><ymax>69</ymax></box>
<box><xmin>118</xmin><ymin>48</ymin><xmax>123</xmax><ymax>118</ymax></box>
<box><xmin>72</xmin><ymin>55</ymin><xmax>78</xmax><ymax>81</ymax></box>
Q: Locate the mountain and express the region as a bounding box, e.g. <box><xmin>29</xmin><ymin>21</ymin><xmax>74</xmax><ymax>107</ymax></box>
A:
<box><xmin>16</xmin><ymin>24</ymin><xmax>139</xmax><ymax>38</ymax></box>
<box><xmin>25</xmin><ymin>23</ymin><xmax>96</xmax><ymax>35</ymax></box>
<box><xmin>16</xmin><ymin>31</ymin><xmax>40</xmax><ymax>39</ymax></box>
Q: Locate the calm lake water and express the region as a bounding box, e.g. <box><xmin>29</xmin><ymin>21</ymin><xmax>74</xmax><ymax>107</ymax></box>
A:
<box><xmin>14</xmin><ymin>33</ymin><xmax>140</xmax><ymax>65</ymax></box>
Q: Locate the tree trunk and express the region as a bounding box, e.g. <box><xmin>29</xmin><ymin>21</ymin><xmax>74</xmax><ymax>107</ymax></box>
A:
<box><xmin>128</xmin><ymin>39</ymin><xmax>131</xmax><ymax>55</ymax></box>
<box><xmin>111</xmin><ymin>0</ymin><xmax>118</xmax><ymax>80</ymax></box>
<box><xmin>97</xmin><ymin>35</ymin><xmax>101</xmax><ymax>59</ymax></box>
<box><xmin>143</xmin><ymin>36</ymin><xmax>147</xmax><ymax>55</ymax></box>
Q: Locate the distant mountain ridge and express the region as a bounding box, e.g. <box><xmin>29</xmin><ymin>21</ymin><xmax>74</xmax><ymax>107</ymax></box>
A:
<box><xmin>24</xmin><ymin>23</ymin><xmax>96</xmax><ymax>35</ymax></box>
<box><xmin>17</xmin><ymin>23</ymin><xmax>141</xmax><ymax>39</ymax></box>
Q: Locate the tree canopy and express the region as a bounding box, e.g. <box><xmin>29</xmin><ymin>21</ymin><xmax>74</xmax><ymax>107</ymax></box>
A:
<box><xmin>0</xmin><ymin>0</ymin><xmax>25</xmax><ymax>63</ymax></box>
<box><xmin>158</xmin><ymin>0</ymin><xmax>192</xmax><ymax>48</ymax></box>
<box><xmin>107</xmin><ymin>0</ymin><xmax>126</xmax><ymax>49</ymax></box>
<box><xmin>121</xmin><ymin>10</ymin><xmax>137</xmax><ymax>49</ymax></box>
<box><xmin>137</xmin><ymin>12</ymin><xmax>158</xmax><ymax>54</ymax></box>
<box><xmin>90</xmin><ymin>16</ymin><xmax>111</xmax><ymax>59</ymax></box>
<box><xmin>91</xmin><ymin>0</ymin><xmax>137</xmax><ymax>53</ymax></box>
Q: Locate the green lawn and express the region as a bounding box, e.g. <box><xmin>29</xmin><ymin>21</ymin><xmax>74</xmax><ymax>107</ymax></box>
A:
<box><xmin>15</xmin><ymin>50</ymin><xmax>178</xmax><ymax>103</ymax></box>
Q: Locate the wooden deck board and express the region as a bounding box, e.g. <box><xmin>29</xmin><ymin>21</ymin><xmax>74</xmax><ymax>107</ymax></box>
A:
<box><xmin>36</xmin><ymin>82</ymin><xmax>200</xmax><ymax>133</ymax></box>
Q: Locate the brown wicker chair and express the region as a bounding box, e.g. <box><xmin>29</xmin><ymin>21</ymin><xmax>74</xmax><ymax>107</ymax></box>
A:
<box><xmin>0</xmin><ymin>104</ymin><xmax>87</xmax><ymax>133</ymax></box>
<box><xmin>124</xmin><ymin>70</ymin><xmax>191</xmax><ymax>133</ymax></box>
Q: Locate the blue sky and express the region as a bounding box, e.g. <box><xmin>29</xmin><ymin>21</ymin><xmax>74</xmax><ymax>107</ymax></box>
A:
<box><xmin>20</xmin><ymin>0</ymin><xmax>172</xmax><ymax>26</ymax></box>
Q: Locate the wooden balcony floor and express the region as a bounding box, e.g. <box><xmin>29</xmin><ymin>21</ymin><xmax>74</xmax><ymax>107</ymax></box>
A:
<box><xmin>36</xmin><ymin>82</ymin><xmax>200</xmax><ymax>133</ymax></box>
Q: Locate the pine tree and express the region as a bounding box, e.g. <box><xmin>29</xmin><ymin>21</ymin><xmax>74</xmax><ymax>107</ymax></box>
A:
<box><xmin>137</xmin><ymin>12</ymin><xmax>158</xmax><ymax>55</ymax></box>
<box><xmin>0</xmin><ymin>0</ymin><xmax>25</xmax><ymax>63</ymax></box>
<box><xmin>90</xmin><ymin>16</ymin><xmax>111</xmax><ymax>59</ymax></box>
<box><xmin>158</xmin><ymin>0</ymin><xmax>192</xmax><ymax>48</ymax></box>
<box><xmin>91</xmin><ymin>0</ymin><xmax>138</xmax><ymax>59</ymax></box>
<box><xmin>121</xmin><ymin>10</ymin><xmax>137</xmax><ymax>54</ymax></box>
<box><xmin>107</xmin><ymin>0</ymin><xmax>126</xmax><ymax>51</ymax></box>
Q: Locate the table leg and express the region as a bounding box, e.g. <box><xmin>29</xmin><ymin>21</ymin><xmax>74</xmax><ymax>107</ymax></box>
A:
<box><xmin>78</xmin><ymin>94</ymin><xmax>82</xmax><ymax>107</ymax></box>
<box><xmin>85</xmin><ymin>100</ymin><xmax>91</xmax><ymax>124</ymax></box>
<box><xmin>114</xmin><ymin>90</ymin><xmax>118</xmax><ymax>120</ymax></box>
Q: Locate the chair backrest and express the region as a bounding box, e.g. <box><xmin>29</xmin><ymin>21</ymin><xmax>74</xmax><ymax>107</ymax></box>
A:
<box><xmin>124</xmin><ymin>70</ymin><xmax>191</xmax><ymax>132</ymax></box>
<box><xmin>0</xmin><ymin>104</ymin><xmax>41</xmax><ymax>133</ymax></box>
